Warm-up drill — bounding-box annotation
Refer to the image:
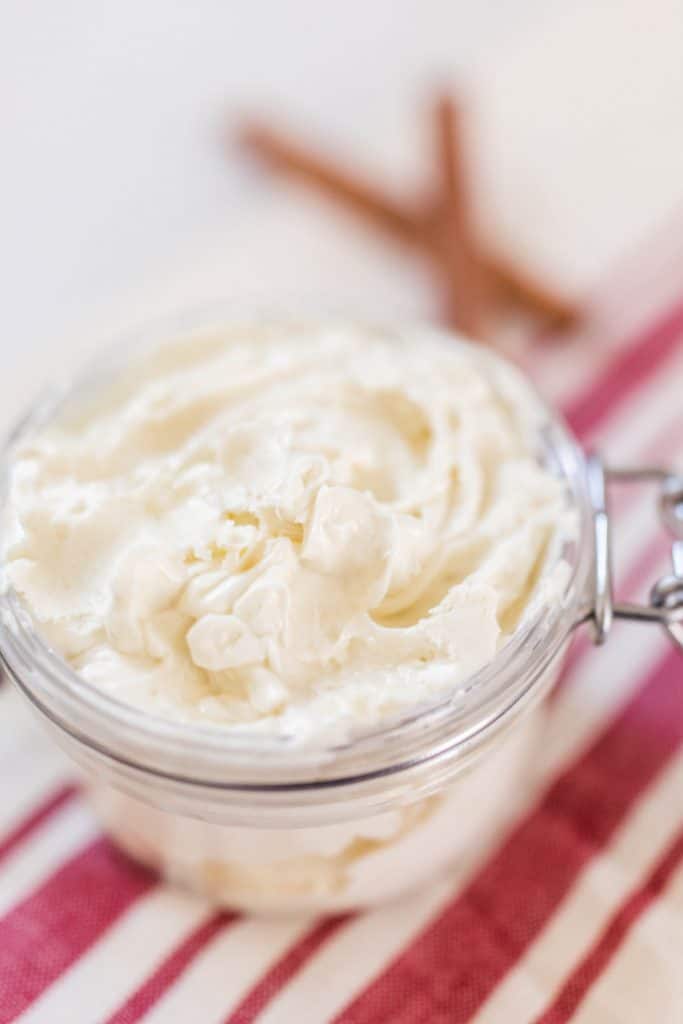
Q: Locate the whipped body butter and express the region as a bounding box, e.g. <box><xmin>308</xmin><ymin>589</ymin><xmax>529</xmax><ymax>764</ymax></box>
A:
<box><xmin>0</xmin><ymin>316</ymin><xmax>586</xmax><ymax>913</ymax></box>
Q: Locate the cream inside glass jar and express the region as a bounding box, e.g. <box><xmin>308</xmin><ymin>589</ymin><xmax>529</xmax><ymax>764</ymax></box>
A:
<box><xmin>0</xmin><ymin>313</ymin><xmax>590</xmax><ymax>914</ymax></box>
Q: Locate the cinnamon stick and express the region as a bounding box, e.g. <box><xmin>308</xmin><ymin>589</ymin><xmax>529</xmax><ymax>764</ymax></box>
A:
<box><xmin>430</xmin><ymin>94</ymin><xmax>489</xmax><ymax>337</ymax></box>
<box><xmin>237</xmin><ymin>104</ymin><xmax>581</xmax><ymax>338</ymax></box>
<box><xmin>238</xmin><ymin>122</ymin><xmax>420</xmax><ymax>245</ymax></box>
<box><xmin>487</xmin><ymin>252</ymin><xmax>580</xmax><ymax>330</ymax></box>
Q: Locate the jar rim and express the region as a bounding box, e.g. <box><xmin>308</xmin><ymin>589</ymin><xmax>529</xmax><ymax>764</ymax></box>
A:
<box><xmin>0</xmin><ymin>306</ymin><xmax>593</xmax><ymax>794</ymax></box>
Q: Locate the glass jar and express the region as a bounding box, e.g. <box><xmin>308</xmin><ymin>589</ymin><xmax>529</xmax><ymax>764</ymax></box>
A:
<box><xmin>0</xmin><ymin>310</ymin><xmax>679</xmax><ymax>915</ymax></box>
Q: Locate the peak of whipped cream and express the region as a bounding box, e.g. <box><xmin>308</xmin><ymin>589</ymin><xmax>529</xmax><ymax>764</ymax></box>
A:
<box><xmin>2</xmin><ymin>321</ymin><xmax>570</xmax><ymax>742</ymax></box>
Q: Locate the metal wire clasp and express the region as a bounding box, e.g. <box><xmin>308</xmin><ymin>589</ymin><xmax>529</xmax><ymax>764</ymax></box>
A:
<box><xmin>586</xmin><ymin>456</ymin><xmax>683</xmax><ymax>650</ymax></box>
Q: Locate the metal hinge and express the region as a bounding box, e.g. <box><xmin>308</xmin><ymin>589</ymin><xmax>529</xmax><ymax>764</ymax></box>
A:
<box><xmin>586</xmin><ymin>456</ymin><xmax>683</xmax><ymax>651</ymax></box>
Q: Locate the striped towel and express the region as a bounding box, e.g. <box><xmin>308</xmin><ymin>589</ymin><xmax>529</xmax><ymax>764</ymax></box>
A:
<box><xmin>0</xmin><ymin>225</ymin><xmax>682</xmax><ymax>1023</ymax></box>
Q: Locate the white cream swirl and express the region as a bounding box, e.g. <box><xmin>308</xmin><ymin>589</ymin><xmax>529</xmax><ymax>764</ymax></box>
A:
<box><xmin>2</xmin><ymin>321</ymin><xmax>569</xmax><ymax>741</ymax></box>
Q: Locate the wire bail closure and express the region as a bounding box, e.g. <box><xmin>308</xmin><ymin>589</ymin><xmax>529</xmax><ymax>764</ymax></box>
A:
<box><xmin>586</xmin><ymin>456</ymin><xmax>683</xmax><ymax>650</ymax></box>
